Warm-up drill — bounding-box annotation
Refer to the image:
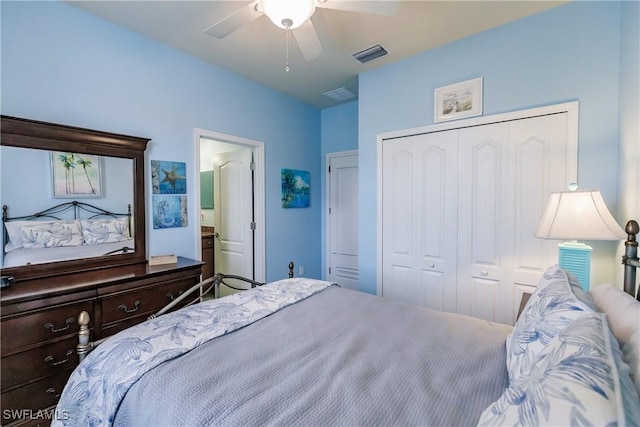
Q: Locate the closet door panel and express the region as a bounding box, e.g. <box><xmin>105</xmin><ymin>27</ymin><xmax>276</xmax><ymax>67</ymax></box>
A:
<box><xmin>470</xmin><ymin>277</ymin><xmax>500</xmax><ymax>321</ymax></box>
<box><xmin>508</xmin><ymin>113</ymin><xmax>570</xmax><ymax>322</ymax></box>
<box><xmin>382</xmin><ymin>139</ymin><xmax>416</xmax><ymax>304</ymax></box>
<box><xmin>458</xmin><ymin>123</ymin><xmax>511</xmax><ymax>322</ymax></box>
<box><xmin>382</xmin><ymin>131</ymin><xmax>458</xmax><ymax>312</ymax></box>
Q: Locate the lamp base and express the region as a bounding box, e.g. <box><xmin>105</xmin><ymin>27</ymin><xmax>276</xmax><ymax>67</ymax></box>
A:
<box><xmin>558</xmin><ymin>241</ymin><xmax>592</xmax><ymax>291</ymax></box>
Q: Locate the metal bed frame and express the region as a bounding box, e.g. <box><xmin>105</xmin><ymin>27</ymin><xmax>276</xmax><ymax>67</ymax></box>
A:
<box><xmin>2</xmin><ymin>200</ymin><xmax>133</xmax><ymax>255</ymax></box>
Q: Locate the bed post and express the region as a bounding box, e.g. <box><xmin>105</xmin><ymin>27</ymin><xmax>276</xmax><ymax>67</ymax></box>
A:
<box><xmin>622</xmin><ymin>220</ymin><xmax>639</xmax><ymax>300</ymax></box>
<box><xmin>77</xmin><ymin>311</ymin><xmax>92</xmax><ymax>363</ymax></box>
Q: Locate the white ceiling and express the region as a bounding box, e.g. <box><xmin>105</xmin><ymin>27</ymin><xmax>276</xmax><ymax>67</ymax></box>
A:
<box><xmin>67</xmin><ymin>1</ymin><xmax>566</xmax><ymax>109</ymax></box>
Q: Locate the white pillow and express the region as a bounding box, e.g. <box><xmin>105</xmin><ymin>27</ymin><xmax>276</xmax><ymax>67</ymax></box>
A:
<box><xmin>480</xmin><ymin>313</ymin><xmax>640</xmax><ymax>426</ymax></box>
<box><xmin>81</xmin><ymin>218</ymin><xmax>130</xmax><ymax>245</ymax></box>
<box><xmin>19</xmin><ymin>220</ymin><xmax>83</xmax><ymax>249</ymax></box>
<box><xmin>590</xmin><ymin>283</ymin><xmax>640</xmax><ymax>397</ymax></box>
<box><xmin>5</xmin><ymin>220</ymin><xmax>55</xmax><ymax>252</ymax></box>
<box><xmin>623</xmin><ymin>331</ymin><xmax>640</xmax><ymax>396</ymax></box>
<box><xmin>506</xmin><ymin>265</ymin><xmax>596</xmax><ymax>383</ymax></box>
<box><xmin>590</xmin><ymin>283</ymin><xmax>640</xmax><ymax>344</ymax></box>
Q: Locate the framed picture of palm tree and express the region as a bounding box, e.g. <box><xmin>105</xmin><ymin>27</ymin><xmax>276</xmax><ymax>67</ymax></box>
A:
<box><xmin>51</xmin><ymin>151</ymin><xmax>102</xmax><ymax>197</ymax></box>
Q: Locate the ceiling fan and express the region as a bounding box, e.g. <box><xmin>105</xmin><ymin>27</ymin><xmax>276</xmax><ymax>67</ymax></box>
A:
<box><xmin>204</xmin><ymin>0</ymin><xmax>399</xmax><ymax>70</ymax></box>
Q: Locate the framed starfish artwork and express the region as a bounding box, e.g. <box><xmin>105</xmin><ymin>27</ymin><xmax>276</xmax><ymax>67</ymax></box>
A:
<box><xmin>151</xmin><ymin>160</ymin><xmax>187</xmax><ymax>195</ymax></box>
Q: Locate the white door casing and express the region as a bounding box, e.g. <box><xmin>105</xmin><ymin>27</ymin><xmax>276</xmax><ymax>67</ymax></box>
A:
<box><xmin>378</xmin><ymin>102</ymin><xmax>578</xmax><ymax>324</ymax></box>
<box><xmin>195</xmin><ymin>128</ymin><xmax>265</xmax><ymax>286</ymax></box>
<box><xmin>327</xmin><ymin>151</ymin><xmax>359</xmax><ymax>290</ymax></box>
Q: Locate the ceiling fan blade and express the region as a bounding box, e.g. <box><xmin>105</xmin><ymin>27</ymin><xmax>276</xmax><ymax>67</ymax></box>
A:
<box><xmin>204</xmin><ymin>1</ymin><xmax>263</xmax><ymax>38</ymax></box>
<box><xmin>292</xmin><ymin>19</ymin><xmax>323</xmax><ymax>61</ymax></box>
<box><xmin>317</xmin><ymin>0</ymin><xmax>399</xmax><ymax>16</ymax></box>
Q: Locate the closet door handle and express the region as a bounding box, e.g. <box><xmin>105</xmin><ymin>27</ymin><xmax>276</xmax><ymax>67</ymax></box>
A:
<box><xmin>481</xmin><ymin>270</ymin><xmax>489</xmax><ymax>276</ymax></box>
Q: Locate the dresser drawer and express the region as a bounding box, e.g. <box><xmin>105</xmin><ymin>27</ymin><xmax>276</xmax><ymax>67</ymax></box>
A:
<box><xmin>2</xmin><ymin>336</ymin><xmax>79</xmax><ymax>392</ymax></box>
<box><xmin>100</xmin><ymin>278</ymin><xmax>198</xmax><ymax>326</ymax></box>
<box><xmin>1</xmin><ymin>300</ymin><xmax>94</xmax><ymax>355</ymax></box>
<box><xmin>1</xmin><ymin>369</ymin><xmax>72</xmax><ymax>425</ymax></box>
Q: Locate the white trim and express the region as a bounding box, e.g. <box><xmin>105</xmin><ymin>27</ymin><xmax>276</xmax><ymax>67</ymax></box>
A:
<box><xmin>325</xmin><ymin>149</ymin><xmax>358</xmax><ymax>281</ymax></box>
<box><xmin>194</xmin><ymin>128</ymin><xmax>266</xmax><ymax>283</ymax></box>
<box><xmin>376</xmin><ymin>101</ymin><xmax>580</xmax><ymax>296</ymax></box>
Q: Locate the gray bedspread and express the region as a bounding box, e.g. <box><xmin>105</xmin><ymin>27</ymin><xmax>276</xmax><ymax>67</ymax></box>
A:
<box><xmin>113</xmin><ymin>286</ymin><xmax>512</xmax><ymax>426</ymax></box>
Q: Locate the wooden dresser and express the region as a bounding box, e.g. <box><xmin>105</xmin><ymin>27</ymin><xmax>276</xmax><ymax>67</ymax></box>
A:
<box><xmin>201</xmin><ymin>233</ymin><xmax>215</xmax><ymax>281</ymax></box>
<box><xmin>0</xmin><ymin>257</ymin><xmax>202</xmax><ymax>426</ymax></box>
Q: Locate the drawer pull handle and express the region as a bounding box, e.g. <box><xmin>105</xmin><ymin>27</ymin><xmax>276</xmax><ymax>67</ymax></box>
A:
<box><xmin>165</xmin><ymin>290</ymin><xmax>184</xmax><ymax>301</ymax></box>
<box><xmin>44</xmin><ymin>318</ymin><xmax>75</xmax><ymax>333</ymax></box>
<box><xmin>46</xmin><ymin>387</ymin><xmax>61</xmax><ymax>398</ymax></box>
<box><xmin>119</xmin><ymin>300</ymin><xmax>141</xmax><ymax>314</ymax></box>
<box><xmin>44</xmin><ymin>349</ymin><xmax>74</xmax><ymax>366</ymax></box>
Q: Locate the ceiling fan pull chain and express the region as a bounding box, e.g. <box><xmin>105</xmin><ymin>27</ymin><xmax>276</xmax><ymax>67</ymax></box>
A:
<box><xmin>285</xmin><ymin>28</ymin><xmax>291</xmax><ymax>72</ymax></box>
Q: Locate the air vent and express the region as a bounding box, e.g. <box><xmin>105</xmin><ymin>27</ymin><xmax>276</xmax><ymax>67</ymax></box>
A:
<box><xmin>323</xmin><ymin>87</ymin><xmax>357</xmax><ymax>102</ymax></box>
<box><xmin>352</xmin><ymin>44</ymin><xmax>388</xmax><ymax>64</ymax></box>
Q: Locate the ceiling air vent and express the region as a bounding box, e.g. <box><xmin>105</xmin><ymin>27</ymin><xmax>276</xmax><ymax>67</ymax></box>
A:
<box><xmin>352</xmin><ymin>44</ymin><xmax>388</xmax><ymax>64</ymax></box>
<box><xmin>323</xmin><ymin>87</ymin><xmax>357</xmax><ymax>102</ymax></box>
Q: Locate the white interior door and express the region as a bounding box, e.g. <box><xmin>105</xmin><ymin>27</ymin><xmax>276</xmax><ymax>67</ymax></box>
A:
<box><xmin>214</xmin><ymin>148</ymin><xmax>254</xmax><ymax>295</ymax></box>
<box><xmin>328</xmin><ymin>152</ymin><xmax>359</xmax><ymax>290</ymax></box>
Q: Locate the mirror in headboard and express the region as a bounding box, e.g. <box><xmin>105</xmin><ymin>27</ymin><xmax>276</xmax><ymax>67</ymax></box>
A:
<box><xmin>0</xmin><ymin>115</ymin><xmax>149</xmax><ymax>281</ymax></box>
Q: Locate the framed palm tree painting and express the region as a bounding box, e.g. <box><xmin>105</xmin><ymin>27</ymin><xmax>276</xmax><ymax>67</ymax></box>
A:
<box><xmin>51</xmin><ymin>151</ymin><xmax>102</xmax><ymax>197</ymax></box>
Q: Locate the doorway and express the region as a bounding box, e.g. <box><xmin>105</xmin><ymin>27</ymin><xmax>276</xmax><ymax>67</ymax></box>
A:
<box><xmin>196</xmin><ymin>129</ymin><xmax>265</xmax><ymax>290</ymax></box>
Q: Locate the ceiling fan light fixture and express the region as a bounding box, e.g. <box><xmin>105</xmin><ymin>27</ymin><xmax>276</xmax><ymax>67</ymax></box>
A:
<box><xmin>259</xmin><ymin>0</ymin><xmax>317</xmax><ymax>30</ymax></box>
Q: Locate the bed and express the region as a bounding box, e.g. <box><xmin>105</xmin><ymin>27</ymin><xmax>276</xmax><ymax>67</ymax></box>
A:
<box><xmin>2</xmin><ymin>201</ymin><xmax>134</xmax><ymax>267</ymax></box>
<box><xmin>53</xmin><ymin>221</ymin><xmax>640</xmax><ymax>426</ymax></box>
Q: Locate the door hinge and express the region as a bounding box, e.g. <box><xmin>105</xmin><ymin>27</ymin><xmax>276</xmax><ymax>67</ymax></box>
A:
<box><xmin>328</xmin><ymin>165</ymin><xmax>331</xmax><ymax>173</ymax></box>
<box><xmin>250</xmin><ymin>222</ymin><xmax>256</xmax><ymax>230</ymax></box>
<box><xmin>329</xmin><ymin>267</ymin><xmax>331</xmax><ymax>274</ymax></box>
<box><xmin>329</xmin><ymin>207</ymin><xmax>331</xmax><ymax>214</ymax></box>
<box><xmin>250</xmin><ymin>161</ymin><xmax>256</xmax><ymax>171</ymax></box>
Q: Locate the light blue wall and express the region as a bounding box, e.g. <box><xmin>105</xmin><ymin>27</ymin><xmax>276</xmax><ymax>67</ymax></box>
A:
<box><xmin>618</xmin><ymin>0</ymin><xmax>640</xmax><ymax>223</ymax></box>
<box><xmin>1</xmin><ymin>1</ymin><xmax>322</xmax><ymax>281</ymax></box>
<box><xmin>358</xmin><ymin>1</ymin><xmax>625</xmax><ymax>294</ymax></box>
<box><xmin>319</xmin><ymin>100</ymin><xmax>359</xmax><ymax>278</ymax></box>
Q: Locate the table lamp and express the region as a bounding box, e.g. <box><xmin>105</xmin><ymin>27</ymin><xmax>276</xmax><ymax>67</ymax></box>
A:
<box><xmin>535</xmin><ymin>188</ymin><xmax>626</xmax><ymax>291</ymax></box>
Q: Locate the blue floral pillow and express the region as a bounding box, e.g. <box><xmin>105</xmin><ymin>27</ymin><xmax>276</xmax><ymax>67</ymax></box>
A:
<box><xmin>479</xmin><ymin>313</ymin><xmax>640</xmax><ymax>426</ymax></box>
<box><xmin>506</xmin><ymin>265</ymin><xmax>596</xmax><ymax>382</ymax></box>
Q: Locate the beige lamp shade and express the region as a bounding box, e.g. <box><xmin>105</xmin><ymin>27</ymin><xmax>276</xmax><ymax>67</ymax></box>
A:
<box><xmin>535</xmin><ymin>190</ymin><xmax>626</xmax><ymax>240</ymax></box>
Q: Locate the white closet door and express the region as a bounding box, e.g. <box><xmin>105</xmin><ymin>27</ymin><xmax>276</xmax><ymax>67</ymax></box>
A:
<box><xmin>457</xmin><ymin>113</ymin><xmax>570</xmax><ymax>323</ymax></box>
<box><xmin>457</xmin><ymin>122</ymin><xmax>511</xmax><ymax>323</ymax></box>
<box><xmin>508</xmin><ymin>113</ymin><xmax>569</xmax><ymax>323</ymax></box>
<box><xmin>382</xmin><ymin>130</ymin><xmax>458</xmax><ymax>312</ymax></box>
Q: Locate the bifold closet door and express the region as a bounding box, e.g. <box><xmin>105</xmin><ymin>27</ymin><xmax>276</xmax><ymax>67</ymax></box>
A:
<box><xmin>457</xmin><ymin>113</ymin><xmax>569</xmax><ymax>324</ymax></box>
<box><xmin>382</xmin><ymin>130</ymin><xmax>458</xmax><ymax>313</ymax></box>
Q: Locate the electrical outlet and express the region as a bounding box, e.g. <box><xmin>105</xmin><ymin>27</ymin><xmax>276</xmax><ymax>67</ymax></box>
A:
<box><xmin>299</xmin><ymin>266</ymin><xmax>304</xmax><ymax>277</ymax></box>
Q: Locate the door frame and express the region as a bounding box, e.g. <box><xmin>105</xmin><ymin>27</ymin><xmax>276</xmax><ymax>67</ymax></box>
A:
<box><xmin>376</xmin><ymin>101</ymin><xmax>579</xmax><ymax>296</ymax></box>
<box><xmin>325</xmin><ymin>149</ymin><xmax>358</xmax><ymax>282</ymax></box>
<box><xmin>194</xmin><ymin>128</ymin><xmax>266</xmax><ymax>283</ymax></box>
